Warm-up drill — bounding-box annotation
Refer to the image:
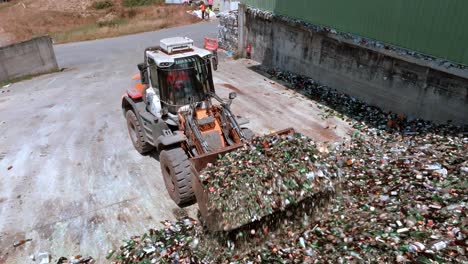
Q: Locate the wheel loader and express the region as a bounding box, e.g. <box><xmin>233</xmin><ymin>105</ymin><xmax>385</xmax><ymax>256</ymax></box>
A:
<box><xmin>122</xmin><ymin>37</ymin><xmax>298</xmax><ymax>231</ymax></box>
<box><xmin>122</xmin><ymin>37</ymin><xmax>252</xmax><ymax>201</ymax></box>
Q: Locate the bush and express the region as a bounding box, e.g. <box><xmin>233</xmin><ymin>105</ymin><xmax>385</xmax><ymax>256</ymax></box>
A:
<box><xmin>93</xmin><ymin>0</ymin><xmax>114</xmax><ymax>9</ymax></box>
<box><xmin>120</xmin><ymin>9</ymin><xmax>137</xmax><ymax>18</ymax></box>
<box><xmin>122</xmin><ymin>0</ymin><xmax>161</xmax><ymax>7</ymax></box>
<box><xmin>97</xmin><ymin>18</ymin><xmax>126</xmax><ymax>27</ymax></box>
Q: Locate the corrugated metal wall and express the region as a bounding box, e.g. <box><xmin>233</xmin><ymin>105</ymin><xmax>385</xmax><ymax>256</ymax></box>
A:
<box><xmin>241</xmin><ymin>0</ymin><xmax>468</xmax><ymax>65</ymax></box>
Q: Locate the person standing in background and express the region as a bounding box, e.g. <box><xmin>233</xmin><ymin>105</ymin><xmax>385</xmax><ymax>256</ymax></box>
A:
<box><xmin>206</xmin><ymin>5</ymin><xmax>211</xmax><ymax>20</ymax></box>
<box><xmin>207</xmin><ymin>0</ymin><xmax>213</xmax><ymax>10</ymax></box>
<box><xmin>200</xmin><ymin>1</ymin><xmax>206</xmax><ymax>20</ymax></box>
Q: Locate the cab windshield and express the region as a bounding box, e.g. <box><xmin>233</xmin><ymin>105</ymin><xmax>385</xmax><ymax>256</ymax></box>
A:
<box><xmin>158</xmin><ymin>56</ymin><xmax>214</xmax><ymax>108</ymax></box>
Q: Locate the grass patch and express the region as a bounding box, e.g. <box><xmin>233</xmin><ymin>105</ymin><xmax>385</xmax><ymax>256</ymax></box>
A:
<box><xmin>93</xmin><ymin>0</ymin><xmax>114</xmax><ymax>9</ymax></box>
<box><xmin>1</xmin><ymin>75</ymin><xmax>35</xmax><ymax>87</ymax></box>
<box><xmin>122</xmin><ymin>0</ymin><xmax>162</xmax><ymax>7</ymax></box>
<box><xmin>51</xmin><ymin>5</ymin><xmax>198</xmax><ymax>44</ymax></box>
<box><xmin>120</xmin><ymin>9</ymin><xmax>137</xmax><ymax>18</ymax></box>
<box><xmin>97</xmin><ymin>18</ymin><xmax>127</xmax><ymax>27</ymax></box>
<box><xmin>52</xmin><ymin>23</ymin><xmax>101</xmax><ymax>43</ymax></box>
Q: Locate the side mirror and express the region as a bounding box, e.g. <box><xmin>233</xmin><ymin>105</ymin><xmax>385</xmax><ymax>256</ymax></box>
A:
<box><xmin>229</xmin><ymin>92</ymin><xmax>237</xmax><ymax>100</ymax></box>
<box><xmin>188</xmin><ymin>96</ymin><xmax>195</xmax><ymax>104</ymax></box>
<box><xmin>137</xmin><ymin>63</ymin><xmax>148</xmax><ymax>84</ymax></box>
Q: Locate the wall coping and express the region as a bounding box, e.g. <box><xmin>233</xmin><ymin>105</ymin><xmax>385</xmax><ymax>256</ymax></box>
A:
<box><xmin>0</xmin><ymin>35</ymin><xmax>52</xmax><ymax>50</ymax></box>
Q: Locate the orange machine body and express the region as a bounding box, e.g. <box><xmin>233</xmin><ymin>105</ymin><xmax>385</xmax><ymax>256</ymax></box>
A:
<box><xmin>178</xmin><ymin>105</ymin><xmax>243</xmax><ymax>156</ymax></box>
<box><xmin>127</xmin><ymin>74</ymin><xmax>147</xmax><ymax>100</ymax></box>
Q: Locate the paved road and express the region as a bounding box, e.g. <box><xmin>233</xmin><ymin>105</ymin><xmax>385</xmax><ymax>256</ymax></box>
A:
<box><xmin>0</xmin><ymin>21</ymin><xmax>351</xmax><ymax>263</ymax></box>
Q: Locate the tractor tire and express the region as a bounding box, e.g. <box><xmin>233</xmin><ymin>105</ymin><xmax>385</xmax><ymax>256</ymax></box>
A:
<box><xmin>126</xmin><ymin>110</ymin><xmax>154</xmax><ymax>154</ymax></box>
<box><xmin>159</xmin><ymin>148</ymin><xmax>196</xmax><ymax>207</ymax></box>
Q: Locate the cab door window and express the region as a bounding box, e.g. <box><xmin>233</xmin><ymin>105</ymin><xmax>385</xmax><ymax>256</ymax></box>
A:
<box><xmin>147</xmin><ymin>58</ymin><xmax>160</xmax><ymax>96</ymax></box>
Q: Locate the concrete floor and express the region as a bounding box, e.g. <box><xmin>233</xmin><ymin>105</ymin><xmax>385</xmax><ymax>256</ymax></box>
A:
<box><xmin>0</xmin><ymin>21</ymin><xmax>352</xmax><ymax>263</ymax></box>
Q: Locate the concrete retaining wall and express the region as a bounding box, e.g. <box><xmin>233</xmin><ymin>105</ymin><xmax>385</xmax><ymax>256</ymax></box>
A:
<box><xmin>0</xmin><ymin>36</ymin><xmax>58</xmax><ymax>83</ymax></box>
<box><xmin>238</xmin><ymin>5</ymin><xmax>468</xmax><ymax>124</ymax></box>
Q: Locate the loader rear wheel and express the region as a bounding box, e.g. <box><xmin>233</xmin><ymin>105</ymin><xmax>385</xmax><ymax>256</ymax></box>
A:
<box><xmin>159</xmin><ymin>148</ymin><xmax>195</xmax><ymax>207</ymax></box>
<box><xmin>126</xmin><ymin>110</ymin><xmax>154</xmax><ymax>154</ymax></box>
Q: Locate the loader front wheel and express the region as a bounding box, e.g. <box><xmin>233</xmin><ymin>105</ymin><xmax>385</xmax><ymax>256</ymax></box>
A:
<box><xmin>126</xmin><ymin>110</ymin><xmax>154</xmax><ymax>154</ymax></box>
<box><xmin>159</xmin><ymin>148</ymin><xmax>195</xmax><ymax>207</ymax></box>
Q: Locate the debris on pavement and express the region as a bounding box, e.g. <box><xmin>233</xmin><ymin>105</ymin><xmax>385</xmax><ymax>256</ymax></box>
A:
<box><xmin>56</xmin><ymin>255</ymin><xmax>95</xmax><ymax>263</ymax></box>
<box><xmin>23</xmin><ymin>252</ymin><xmax>96</xmax><ymax>264</ymax></box>
<box><xmin>13</xmin><ymin>238</ymin><xmax>32</xmax><ymax>247</ymax></box>
<box><xmin>109</xmin><ymin>218</ymin><xmax>201</xmax><ymax>264</ymax></box>
<box><xmin>267</xmin><ymin>67</ymin><xmax>468</xmax><ymax>134</ymax></box>
<box><xmin>37</xmin><ymin>252</ymin><xmax>51</xmax><ymax>264</ymax></box>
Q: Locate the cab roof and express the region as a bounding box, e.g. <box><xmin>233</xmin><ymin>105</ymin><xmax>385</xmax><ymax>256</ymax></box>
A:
<box><xmin>146</xmin><ymin>46</ymin><xmax>212</xmax><ymax>68</ymax></box>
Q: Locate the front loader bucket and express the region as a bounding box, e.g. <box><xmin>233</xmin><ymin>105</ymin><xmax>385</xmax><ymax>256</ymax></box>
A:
<box><xmin>191</xmin><ymin>128</ymin><xmax>298</xmax><ymax>232</ymax></box>
<box><xmin>191</xmin><ymin>143</ymin><xmax>244</xmax><ymax>231</ymax></box>
<box><xmin>191</xmin><ymin>144</ymin><xmax>244</xmax><ymax>173</ymax></box>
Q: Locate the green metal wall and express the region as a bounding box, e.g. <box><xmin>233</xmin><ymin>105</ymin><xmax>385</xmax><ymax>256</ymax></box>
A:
<box><xmin>241</xmin><ymin>0</ymin><xmax>468</xmax><ymax>65</ymax></box>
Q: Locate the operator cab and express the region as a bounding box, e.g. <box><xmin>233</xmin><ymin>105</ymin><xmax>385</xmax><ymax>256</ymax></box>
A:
<box><xmin>140</xmin><ymin>37</ymin><xmax>215</xmax><ymax>119</ymax></box>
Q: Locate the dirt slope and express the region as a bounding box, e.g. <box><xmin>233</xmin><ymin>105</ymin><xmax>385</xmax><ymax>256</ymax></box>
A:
<box><xmin>0</xmin><ymin>0</ymin><xmax>199</xmax><ymax>46</ymax></box>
